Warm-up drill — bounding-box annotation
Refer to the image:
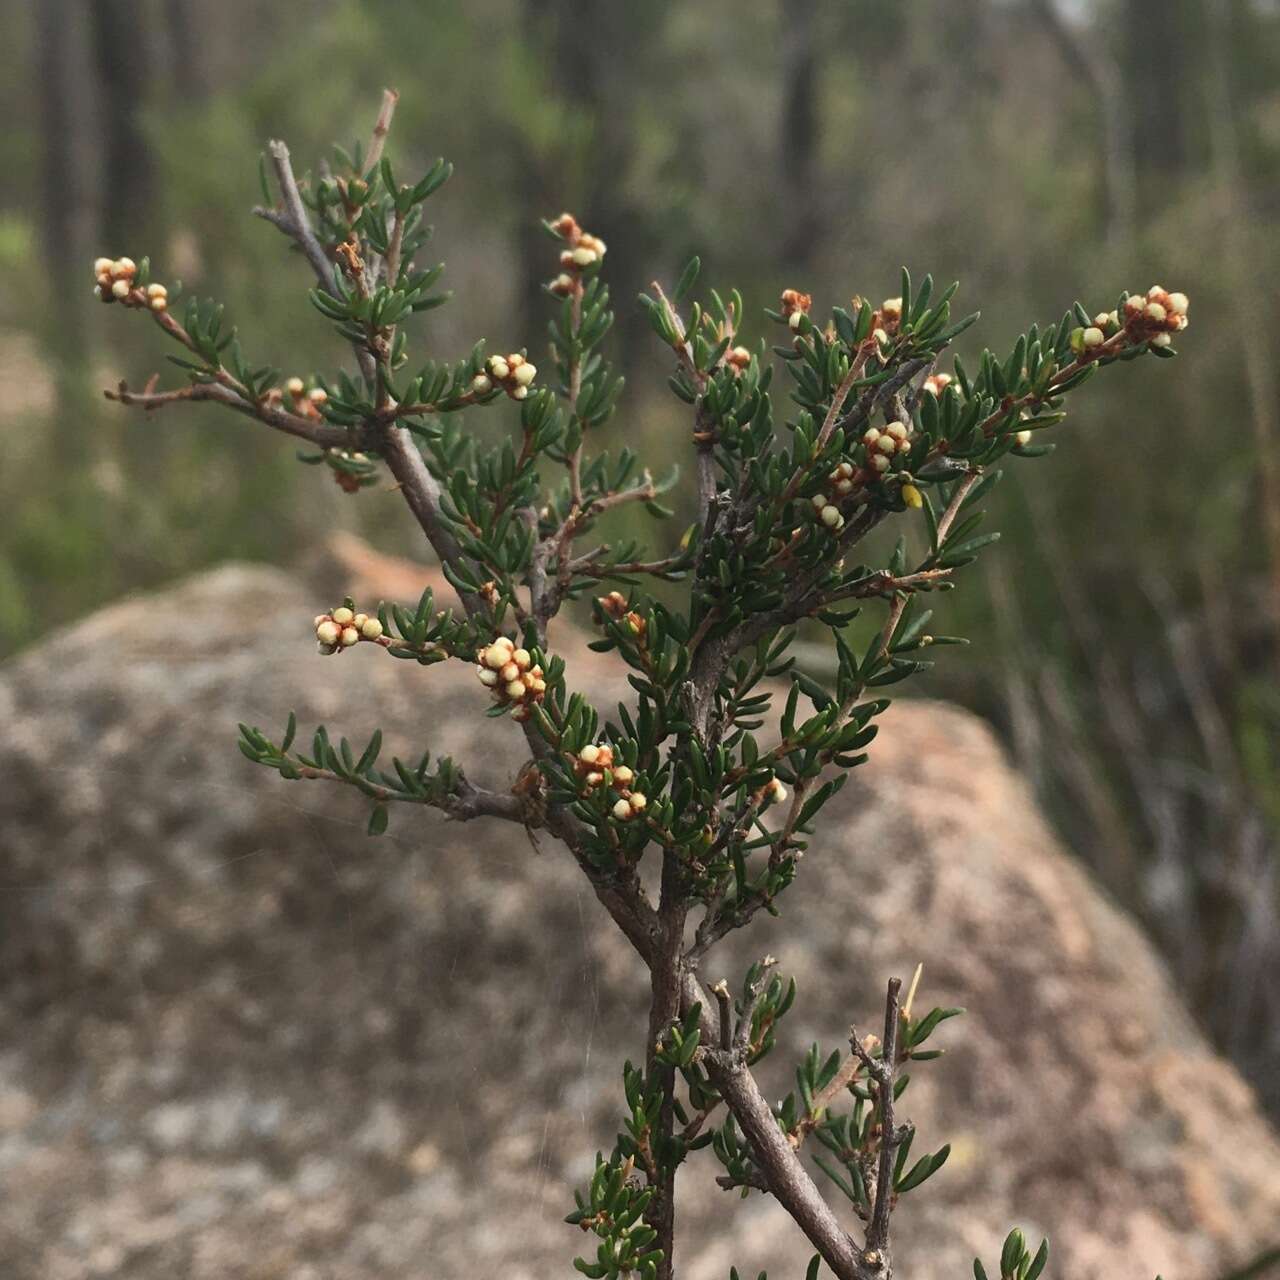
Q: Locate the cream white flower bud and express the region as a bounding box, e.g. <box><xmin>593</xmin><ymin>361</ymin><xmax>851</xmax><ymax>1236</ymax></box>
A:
<box><xmin>94</xmin><ymin>257</ymin><xmax>113</xmax><ymax>276</ymax></box>
<box><xmin>1082</xmin><ymin>326</ymin><xmax>1105</xmax><ymax>349</ymax></box>
<box><xmin>488</xmin><ymin>356</ymin><xmax>510</xmax><ymax>380</ymax></box>
<box><xmin>811</xmin><ymin>493</ymin><xmax>828</xmax><ymax>510</ymax></box>
<box><xmin>863</xmin><ymin>427</ymin><xmax>881</xmax><ymax>446</ymax></box>
<box><xmin>820</xmin><ymin>504</ymin><xmax>842</xmax><ymax>528</ymax></box>
<box><xmin>149</xmin><ymin>295</ymin><xmax>168</xmax><ymax>311</ymax></box>
<box><xmin>886</xmin><ymin>422</ymin><xmax>908</xmax><ymax>441</ymax></box>
<box><xmin>1150</xmin><ymin>333</ymin><xmax>1172</xmax><ymax>348</ymax></box>
<box><xmin>513</xmin><ymin>362</ymin><xmax>537</xmax><ymax>387</ymax></box>
<box><xmin>585</xmin><ymin>771</ymin><xmax>604</xmax><ymax>787</ymax></box>
<box><xmin>881</xmin><ymin>297</ymin><xmax>902</xmax><ymax>316</ymax></box>
<box><xmin>286</xmin><ymin>377</ymin><xmax>305</xmax><ymax>396</ymax></box>
<box><xmin>612</xmin><ymin>765</ymin><xmax>634</xmax><ymax>785</ymax></box>
<box><xmin>571</xmin><ymin>246</ymin><xmax>597</xmax><ymax>266</ymax></box>
<box><xmin>339</xmin><ymin>626</ymin><xmax>360</xmax><ymax>647</ymax></box>
<box><xmin>612</xmin><ymin>798</ymin><xmax>633</xmax><ymax>821</ymax></box>
<box><xmin>1147</xmin><ymin>284</ymin><xmax>1165</xmax><ymax>299</ymax></box>
<box><xmin>873</xmin><ymin>327</ymin><xmax>890</xmax><ymax>346</ymax></box>
<box><xmin>500</xmin><ymin>661</ymin><xmax>520</xmax><ymax>682</ymax></box>
<box><xmin>115</xmin><ymin>257</ymin><xmax>136</xmax><ymax>276</ymax></box>
<box><xmin>511</xmin><ymin>385</ymin><xmax>529</xmax><ymax>400</ymax></box>
<box><xmin>871</xmin><ymin>453</ymin><xmax>891</xmax><ymax>472</ymax></box>
<box><xmin>512</xmin><ymin>648</ymin><xmax>531</xmax><ymax>670</ymax></box>
<box><xmin>111</xmin><ymin>279</ymin><xmax>131</xmax><ymax>299</ymax></box>
<box><xmin>1167</xmin><ymin>292</ymin><xmax>1189</xmax><ymax>316</ymax></box>
<box><xmin>1144</xmin><ymin>302</ymin><xmax>1166</xmax><ymax>323</ymax></box>
<box><xmin>146</xmin><ymin>282</ymin><xmax>167</xmax><ymax>299</ymax></box>
<box><xmin>788</xmin><ymin>310</ymin><xmax>803</xmax><ymax>331</ymax></box>
<box><xmin>1016</xmin><ymin>428</ymin><xmax>1033</xmax><ymax>446</ymax></box>
<box><xmin>628</xmin><ymin>792</ymin><xmax>647</xmax><ymax>812</ymax></box>
<box><xmin>767</xmin><ymin>777</ymin><xmax>788</xmax><ymax>803</ymax></box>
<box><xmin>580</xmin><ymin>744</ymin><xmax>601</xmax><ymax>765</ymax></box>
<box><xmin>1093</xmin><ymin>312</ymin><xmax>1111</xmax><ymax>328</ymax></box>
<box><xmin>477</xmin><ymin>667</ymin><xmax>500</xmax><ymax>687</ymax></box>
<box><xmin>316</xmin><ymin>620</ymin><xmax>340</xmax><ymax>646</ymax></box>
<box><xmin>876</xmin><ymin>434</ymin><xmax>897</xmax><ymax>456</ymax></box>
<box><xmin>332</xmin><ymin>606</ymin><xmax>355</xmax><ymax>626</ymax></box>
<box><xmin>505</xmin><ymin>679</ymin><xmax>526</xmax><ymax>699</ymax></box>
<box><xmin>471</xmin><ymin>374</ymin><xmax>492</xmax><ymax>394</ymax></box>
<box><xmin>308</xmin><ymin>387</ymin><xmax>328</xmax><ymax>405</ymax></box>
<box><xmin>484</xmin><ymin>641</ymin><xmax>512</xmax><ymax>670</ymax></box>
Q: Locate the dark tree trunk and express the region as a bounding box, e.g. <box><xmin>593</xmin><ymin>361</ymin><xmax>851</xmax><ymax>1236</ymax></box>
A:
<box><xmin>779</xmin><ymin>2</ymin><xmax>820</xmax><ymax>270</ymax></box>
<box><xmin>1121</xmin><ymin>0</ymin><xmax>1191</xmax><ymax>183</ymax></box>
<box><xmin>38</xmin><ymin>0</ymin><xmax>94</xmax><ymax>309</ymax></box>
<box><xmin>518</xmin><ymin>0</ymin><xmax>662</xmax><ymax>364</ymax></box>
<box><xmin>90</xmin><ymin>0</ymin><xmax>154</xmax><ymax>246</ymax></box>
<box><xmin>166</xmin><ymin>0</ymin><xmax>209</xmax><ymax>99</ymax></box>
<box><xmin>1032</xmin><ymin>0</ymin><xmax>1134</xmax><ymax>249</ymax></box>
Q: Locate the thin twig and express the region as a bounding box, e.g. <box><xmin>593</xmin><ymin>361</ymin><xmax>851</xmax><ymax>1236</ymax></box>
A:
<box><xmin>105</xmin><ymin>380</ymin><xmax>356</xmax><ymax>449</ymax></box>
<box><xmin>365</xmin><ymin>88</ymin><xmax>399</xmax><ymax>172</ymax></box>
<box><xmin>852</xmin><ymin>977</ymin><xmax>903</xmax><ymax>1260</ymax></box>
<box><xmin>257</xmin><ymin>139</ymin><xmax>337</xmax><ymax>297</ymax></box>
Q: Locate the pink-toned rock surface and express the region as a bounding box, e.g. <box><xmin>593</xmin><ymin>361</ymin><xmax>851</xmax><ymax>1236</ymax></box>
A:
<box><xmin>1</xmin><ymin>564</ymin><xmax>1277</xmax><ymax>1279</ymax></box>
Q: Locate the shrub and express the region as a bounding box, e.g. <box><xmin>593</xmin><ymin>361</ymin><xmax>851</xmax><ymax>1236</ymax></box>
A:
<box><xmin>99</xmin><ymin>90</ymin><xmax>1187</xmax><ymax>1280</ymax></box>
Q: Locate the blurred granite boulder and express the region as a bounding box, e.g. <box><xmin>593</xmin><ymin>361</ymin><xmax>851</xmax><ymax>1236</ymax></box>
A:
<box><xmin>1</xmin><ymin>563</ymin><xmax>1277</xmax><ymax>1280</ymax></box>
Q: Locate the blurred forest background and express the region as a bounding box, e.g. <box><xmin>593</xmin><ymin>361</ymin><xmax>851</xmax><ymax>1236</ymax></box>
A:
<box><xmin>4</xmin><ymin>0</ymin><xmax>1279</xmax><ymax>1117</ymax></box>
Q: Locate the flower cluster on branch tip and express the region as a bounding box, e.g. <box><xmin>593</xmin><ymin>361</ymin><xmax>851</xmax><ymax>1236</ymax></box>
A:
<box><xmin>94</xmin><ymin>256</ymin><xmax>169</xmax><ymax>312</ymax></box>
<box><xmin>315</xmin><ymin>603</ymin><xmax>384</xmax><ymax>653</ymax></box>
<box><xmin>476</xmin><ymin>634</ymin><xmax>547</xmax><ymax>721</ymax></box>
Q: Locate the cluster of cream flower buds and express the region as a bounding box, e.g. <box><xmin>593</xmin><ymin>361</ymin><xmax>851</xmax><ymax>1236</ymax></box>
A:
<box><xmin>1074</xmin><ymin>286</ymin><xmax>1190</xmax><ymax>357</ymax></box>
<box><xmin>811</xmin><ymin>463</ymin><xmax>856</xmax><ymax>534</ymax></box>
<box><xmin>780</xmin><ymin>288</ymin><xmax>813</xmax><ymax>332</ymax></box>
<box><xmin>473</xmin><ymin>353</ymin><xmax>537</xmax><ymax>401</ymax></box>
<box><xmin>93</xmin><ymin>257</ymin><xmax>168</xmax><ymax>312</ymax></box>
<box><xmin>572</xmin><ymin>742</ymin><xmax>647</xmax><ymax>820</ymax></box>
<box><xmin>547</xmin><ymin>212</ymin><xmax>607</xmax><ymax>296</ymax></box>
<box><xmin>315</xmin><ymin>605</ymin><xmax>384</xmax><ymax>654</ymax></box>
<box><xmin>862</xmin><ymin>419</ymin><xmax>915</xmax><ymax>473</ymax></box>
<box><xmin>282</xmin><ymin>377</ymin><xmax>331</xmax><ymax>418</ymax></box>
<box><xmin>1121</xmin><ymin>284</ymin><xmax>1189</xmax><ymax>349</ymax></box>
<box><xmin>475</xmin><ymin>635</ymin><xmax>547</xmax><ymax>721</ymax></box>
<box><xmin>598</xmin><ymin>590</ymin><xmax>647</xmax><ymax>639</ymax></box>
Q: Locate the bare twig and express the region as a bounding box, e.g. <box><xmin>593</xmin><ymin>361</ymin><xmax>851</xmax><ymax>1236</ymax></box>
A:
<box><xmin>256</xmin><ymin>139</ymin><xmax>338</xmax><ymax>298</ymax></box>
<box><xmin>105</xmin><ymin>379</ymin><xmax>356</xmax><ymax>449</ymax></box>
<box><xmin>852</xmin><ymin>977</ymin><xmax>904</xmax><ymax>1262</ymax></box>
<box><xmin>286</xmin><ymin>761</ymin><xmax>534</xmax><ymax>825</ymax></box>
<box><xmin>365</xmin><ymin>87</ymin><xmax>399</xmax><ymax>172</ymax></box>
<box><xmin>377</xmin><ymin>425</ymin><xmax>487</xmax><ymax>617</ymax></box>
<box><xmin>931</xmin><ymin>470</ymin><xmax>981</xmax><ymax>546</ymax></box>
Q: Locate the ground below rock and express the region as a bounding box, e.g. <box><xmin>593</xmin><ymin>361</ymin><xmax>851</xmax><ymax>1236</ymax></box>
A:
<box><xmin>1</xmin><ymin>564</ymin><xmax>1277</xmax><ymax>1280</ymax></box>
